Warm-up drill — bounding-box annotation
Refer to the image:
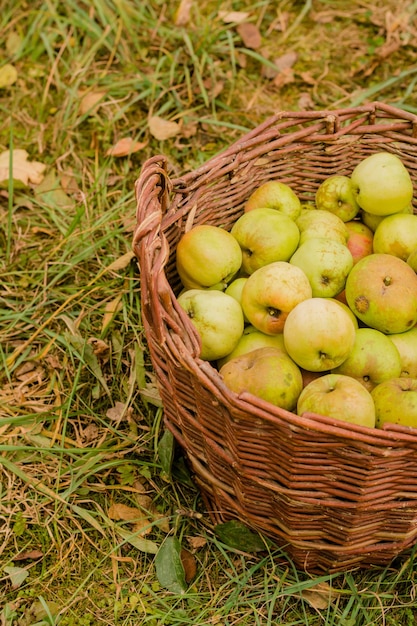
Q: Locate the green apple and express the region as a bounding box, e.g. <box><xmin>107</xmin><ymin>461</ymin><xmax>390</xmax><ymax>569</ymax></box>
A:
<box><xmin>241</xmin><ymin>261</ymin><xmax>312</xmax><ymax>335</ymax></box>
<box><xmin>225</xmin><ymin>277</ymin><xmax>249</xmax><ymax>322</ymax></box>
<box><xmin>230</xmin><ymin>207</ymin><xmax>300</xmax><ymax>274</ymax></box>
<box><xmin>389</xmin><ymin>327</ymin><xmax>417</xmax><ymax>378</ymax></box>
<box><xmin>283</xmin><ymin>297</ymin><xmax>356</xmax><ymax>371</ymax></box>
<box><xmin>217</xmin><ymin>325</ymin><xmax>286</xmax><ymax>368</ymax></box>
<box><xmin>297</xmin><ymin>373</ymin><xmax>376</xmax><ymax>428</ymax></box>
<box><xmin>332</xmin><ymin>327</ymin><xmax>402</xmax><ymax>392</ymax></box>
<box><xmin>219</xmin><ymin>346</ymin><xmax>303</xmax><ymax>411</ymax></box>
<box><xmin>407</xmin><ymin>246</ymin><xmax>417</xmax><ymax>272</ymax></box>
<box><xmin>351</xmin><ymin>151</ymin><xmax>413</xmax><ymax>216</ymax></box>
<box><xmin>345</xmin><ymin>219</ymin><xmax>374</xmax><ymax>264</ymax></box>
<box><xmin>361</xmin><ymin>203</ymin><xmax>413</xmax><ymax>232</ymax></box>
<box><xmin>315</xmin><ymin>175</ymin><xmax>360</xmax><ymax>222</ymax></box>
<box><xmin>177</xmin><ymin>289</ymin><xmax>244</xmax><ymax>361</ymax></box>
<box><xmin>373</xmin><ymin>213</ymin><xmax>417</xmax><ymax>261</ymax></box>
<box><xmin>290</xmin><ymin>237</ymin><xmax>353</xmax><ymax>298</ymax></box>
<box><xmin>244</xmin><ymin>180</ymin><xmax>302</xmax><ymax>221</ymax></box>
<box><xmin>372</xmin><ymin>378</ymin><xmax>417</xmax><ymax>429</ymax></box>
<box><xmin>176</xmin><ymin>224</ymin><xmax>242</xmax><ymax>290</ymax></box>
<box><xmin>296</xmin><ymin>209</ymin><xmax>349</xmax><ymax>246</ymax></box>
<box><xmin>345</xmin><ymin>253</ymin><xmax>417</xmax><ymax>334</ymax></box>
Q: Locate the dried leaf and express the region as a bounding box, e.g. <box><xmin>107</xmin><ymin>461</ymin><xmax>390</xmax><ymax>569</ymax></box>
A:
<box><xmin>175</xmin><ymin>0</ymin><xmax>193</xmax><ymax>26</ymax></box>
<box><xmin>148</xmin><ymin>116</ymin><xmax>180</xmax><ymax>141</ymax></box>
<box><xmin>14</xmin><ymin>549</ymin><xmax>43</xmax><ymax>561</ymax></box>
<box><xmin>34</xmin><ymin>169</ymin><xmax>74</xmax><ymax>208</ymax></box>
<box><xmin>106</xmin><ymin>401</ymin><xmax>128</xmax><ymax>423</ymax></box>
<box><xmin>101</xmin><ymin>294</ymin><xmax>123</xmax><ymax>333</ymax></box>
<box><xmin>274</xmin><ymin>51</ymin><xmax>298</xmax><ymax>71</ymax></box>
<box><xmin>180</xmin><ymin>548</ymin><xmax>197</xmax><ymax>583</ymax></box>
<box><xmin>79</xmin><ymin>90</ymin><xmax>106</xmax><ymax>115</ymax></box>
<box><xmin>106</xmin><ymin>137</ymin><xmax>148</xmax><ymax>157</ymax></box>
<box><xmin>186</xmin><ymin>535</ymin><xmax>207</xmax><ymax>551</ymax></box>
<box><xmin>4</xmin><ymin>566</ymin><xmax>29</xmax><ymax>589</ymax></box>
<box><xmin>106</xmin><ymin>250</ymin><xmax>135</xmax><ymax>272</ymax></box>
<box><xmin>237</xmin><ymin>23</ymin><xmax>262</xmax><ymax>49</ymax></box>
<box><xmin>0</xmin><ymin>63</ymin><xmax>18</xmax><ymax>88</ymax></box>
<box><xmin>0</xmin><ymin>149</ymin><xmax>46</xmax><ymax>187</ymax></box>
<box><xmin>273</xmin><ymin>67</ymin><xmax>295</xmax><ymax>87</ymax></box>
<box><xmin>108</xmin><ymin>503</ymin><xmax>145</xmax><ymax>522</ymax></box>
<box><xmin>298</xmin><ymin>581</ymin><xmax>337</xmax><ymax>610</ymax></box>
<box><xmin>218</xmin><ymin>10</ymin><xmax>250</xmax><ymax>24</ymax></box>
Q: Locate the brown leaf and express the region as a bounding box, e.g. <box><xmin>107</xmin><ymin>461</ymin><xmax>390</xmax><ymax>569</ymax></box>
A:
<box><xmin>14</xmin><ymin>549</ymin><xmax>44</xmax><ymax>561</ymax></box>
<box><xmin>101</xmin><ymin>294</ymin><xmax>123</xmax><ymax>333</ymax></box>
<box><xmin>175</xmin><ymin>0</ymin><xmax>193</xmax><ymax>26</ymax></box>
<box><xmin>186</xmin><ymin>535</ymin><xmax>207</xmax><ymax>551</ymax></box>
<box><xmin>79</xmin><ymin>90</ymin><xmax>106</xmax><ymax>115</ymax></box>
<box><xmin>180</xmin><ymin>548</ymin><xmax>197</xmax><ymax>583</ymax></box>
<box><xmin>106</xmin><ymin>250</ymin><xmax>135</xmax><ymax>272</ymax></box>
<box><xmin>274</xmin><ymin>51</ymin><xmax>298</xmax><ymax>71</ymax></box>
<box><xmin>106</xmin><ymin>137</ymin><xmax>148</xmax><ymax>157</ymax></box>
<box><xmin>273</xmin><ymin>67</ymin><xmax>295</xmax><ymax>88</ymax></box>
<box><xmin>237</xmin><ymin>23</ymin><xmax>262</xmax><ymax>49</ymax></box>
<box><xmin>106</xmin><ymin>401</ymin><xmax>128</xmax><ymax>423</ymax></box>
<box><xmin>218</xmin><ymin>10</ymin><xmax>250</xmax><ymax>24</ymax></box>
<box><xmin>148</xmin><ymin>116</ymin><xmax>181</xmax><ymax>141</ymax></box>
<box><xmin>108</xmin><ymin>503</ymin><xmax>145</xmax><ymax>522</ymax></box>
<box><xmin>0</xmin><ymin>149</ymin><xmax>46</xmax><ymax>187</ymax></box>
<box><xmin>298</xmin><ymin>582</ymin><xmax>337</xmax><ymax>610</ymax></box>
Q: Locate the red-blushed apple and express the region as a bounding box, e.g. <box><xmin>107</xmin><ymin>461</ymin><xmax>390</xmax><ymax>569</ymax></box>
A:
<box><xmin>297</xmin><ymin>373</ymin><xmax>376</xmax><ymax>428</ymax></box>
<box><xmin>219</xmin><ymin>346</ymin><xmax>303</xmax><ymax>411</ymax></box>
<box><xmin>361</xmin><ymin>203</ymin><xmax>413</xmax><ymax>232</ymax></box>
<box><xmin>244</xmin><ymin>180</ymin><xmax>302</xmax><ymax>221</ymax></box>
<box><xmin>230</xmin><ymin>207</ymin><xmax>300</xmax><ymax>274</ymax></box>
<box><xmin>372</xmin><ymin>378</ymin><xmax>417</xmax><ymax>429</ymax></box>
<box><xmin>315</xmin><ymin>175</ymin><xmax>360</xmax><ymax>222</ymax></box>
<box><xmin>389</xmin><ymin>327</ymin><xmax>417</xmax><ymax>378</ymax></box>
<box><xmin>217</xmin><ymin>325</ymin><xmax>287</xmax><ymax>369</ymax></box>
<box><xmin>331</xmin><ymin>327</ymin><xmax>402</xmax><ymax>392</ymax></box>
<box><xmin>407</xmin><ymin>246</ymin><xmax>417</xmax><ymax>272</ymax></box>
<box><xmin>289</xmin><ymin>237</ymin><xmax>353</xmax><ymax>298</ymax></box>
<box><xmin>176</xmin><ymin>224</ymin><xmax>242</xmax><ymax>290</ymax></box>
<box><xmin>296</xmin><ymin>209</ymin><xmax>349</xmax><ymax>246</ymax></box>
<box><xmin>345</xmin><ymin>220</ymin><xmax>374</xmax><ymax>264</ymax></box>
<box><xmin>241</xmin><ymin>261</ymin><xmax>312</xmax><ymax>335</ymax></box>
<box><xmin>372</xmin><ymin>213</ymin><xmax>417</xmax><ymax>261</ymax></box>
<box><xmin>177</xmin><ymin>289</ymin><xmax>244</xmax><ymax>361</ymax></box>
<box><xmin>283</xmin><ymin>297</ymin><xmax>356</xmax><ymax>371</ymax></box>
<box><xmin>345</xmin><ymin>253</ymin><xmax>417</xmax><ymax>334</ymax></box>
<box><xmin>351</xmin><ymin>152</ymin><xmax>413</xmax><ymax>216</ymax></box>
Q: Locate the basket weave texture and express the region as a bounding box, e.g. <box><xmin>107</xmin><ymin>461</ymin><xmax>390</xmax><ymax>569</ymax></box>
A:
<box><xmin>133</xmin><ymin>102</ymin><xmax>417</xmax><ymax>573</ymax></box>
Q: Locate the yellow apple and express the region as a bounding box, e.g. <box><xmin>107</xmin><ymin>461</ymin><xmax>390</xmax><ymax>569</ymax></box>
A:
<box><xmin>217</xmin><ymin>325</ymin><xmax>286</xmax><ymax>368</ymax></box>
<box><xmin>297</xmin><ymin>373</ymin><xmax>376</xmax><ymax>428</ymax></box>
<box><xmin>372</xmin><ymin>378</ymin><xmax>417</xmax><ymax>429</ymax></box>
<box><xmin>315</xmin><ymin>175</ymin><xmax>360</xmax><ymax>222</ymax></box>
<box><xmin>244</xmin><ymin>180</ymin><xmax>302</xmax><ymax>221</ymax></box>
<box><xmin>219</xmin><ymin>346</ymin><xmax>303</xmax><ymax>411</ymax></box>
<box><xmin>296</xmin><ymin>208</ymin><xmax>349</xmax><ymax>246</ymax></box>
<box><xmin>389</xmin><ymin>327</ymin><xmax>417</xmax><ymax>378</ymax></box>
<box><xmin>373</xmin><ymin>212</ymin><xmax>417</xmax><ymax>261</ymax></box>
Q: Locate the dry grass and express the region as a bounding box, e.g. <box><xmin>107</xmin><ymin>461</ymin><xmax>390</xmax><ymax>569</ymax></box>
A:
<box><xmin>2</xmin><ymin>1</ymin><xmax>417</xmax><ymax>624</ymax></box>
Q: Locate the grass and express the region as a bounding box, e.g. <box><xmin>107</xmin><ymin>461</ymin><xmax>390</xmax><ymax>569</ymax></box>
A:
<box><xmin>2</xmin><ymin>0</ymin><xmax>417</xmax><ymax>624</ymax></box>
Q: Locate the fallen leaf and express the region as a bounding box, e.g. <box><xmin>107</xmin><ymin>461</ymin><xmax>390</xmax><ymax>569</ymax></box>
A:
<box><xmin>0</xmin><ymin>149</ymin><xmax>46</xmax><ymax>187</ymax></box>
<box><xmin>237</xmin><ymin>23</ymin><xmax>262</xmax><ymax>49</ymax></box>
<box><xmin>298</xmin><ymin>581</ymin><xmax>337</xmax><ymax>610</ymax></box>
<box><xmin>106</xmin><ymin>137</ymin><xmax>148</xmax><ymax>157</ymax></box>
<box><xmin>274</xmin><ymin>51</ymin><xmax>298</xmax><ymax>71</ymax></box>
<box><xmin>101</xmin><ymin>294</ymin><xmax>123</xmax><ymax>333</ymax></box>
<box><xmin>106</xmin><ymin>250</ymin><xmax>135</xmax><ymax>272</ymax></box>
<box><xmin>175</xmin><ymin>0</ymin><xmax>193</xmax><ymax>25</ymax></box>
<box><xmin>108</xmin><ymin>503</ymin><xmax>145</xmax><ymax>522</ymax></box>
<box><xmin>218</xmin><ymin>10</ymin><xmax>250</xmax><ymax>24</ymax></box>
<box><xmin>79</xmin><ymin>90</ymin><xmax>106</xmax><ymax>115</ymax></box>
<box><xmin>148</xmin><ymin>116</ymin><xmax>181</xmax><ymax>141</ymax></box>
<box><xmin>106</xmin><ymin>401</ymin><xmax>128</xmax><ymax>422</ymax></box>
<box><xmin>4</xmin><ymin>566</ymin><xmax>29</xmax><ymax>589</ymax></box>
<box><xmin>273</xmin><ymin>67</ymin><xmax>295</xmax><ymax>88</ymax></box>
<box><xmin>180</xmin><ymin>548</ymin><xmax>197</xmax><ymax>583</ymax></box>
<box><xmin>0</xmin><ymin>64</ymin><xmax>18</xmax><ymax>88</ymax></box>
<box><xmin>186</xmin><ymin>535</ymin><xmax>207</xmax><ymax>551</ymax></box>
<box><xmin>14</xmin><ymin>549</ymin><xmax>43</xmax><ymax>561</ymax></box>
<box><xmin>34</xmin><ymin>169</ymin><xmax>74</xmax><ymax>208</ymax></box>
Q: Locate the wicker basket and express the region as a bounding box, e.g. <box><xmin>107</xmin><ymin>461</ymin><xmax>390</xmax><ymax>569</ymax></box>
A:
<box><xmin>133</xmin><ymin>102</ymin><xmax>417</xmax><ymax>573</ymax></box>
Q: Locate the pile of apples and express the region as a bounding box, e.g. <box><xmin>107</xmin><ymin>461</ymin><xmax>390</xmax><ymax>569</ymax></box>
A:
<box><xmin>175</xmin><ymin>151</ymin><xmax>417</xmax><ymax>430</ymax></box>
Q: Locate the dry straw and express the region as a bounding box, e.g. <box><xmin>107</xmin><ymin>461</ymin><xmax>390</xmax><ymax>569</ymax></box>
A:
<box><xmin>133</xmin><ymin>102</ymin><xmax>417</xmax><ymax>573</ymax></box>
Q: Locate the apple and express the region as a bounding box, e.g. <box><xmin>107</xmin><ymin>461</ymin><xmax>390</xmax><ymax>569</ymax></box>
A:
<box><xmin>407</xmin><ymin>246</ymin><xmax>417</xmax><ymax>272</ymax></box>
<box><xmin>219</xmin><ymin>346</ymin><xmax>303</xmax><ymax>411</ymax></box>
<box><xmin>283</xmin><ymin>297</ymin><xmax>356</xmax><ymax>371</ymax></box>
<box><xmin>372</xmin><ymin>378</ymin><xmax>417</xmax><ymax>429</ymax></box>
<box><xmin>372</xmin><ymin>213</ymin><xmax>417</xmax><ymax>261</ymax></box>
<box><xmin>330</xmin><ymin>298</ymin><xmax>359</xmax><ymax>329</ymax></box>
<box><xmin>176</xmin><ymin>224</ymin><xmax>242</xmax><ymax>290</ymax></box>
<box><xmin>296</xmin><ymin>209</ymin><xmax>349</xmax><ymax>246</ymax></box>
<box><xmin>361</xmin><ymin>203</ymin><xmax>413</xmax><ymax>232</ymax></box>
<box><xmin>350</xmin><ymin>151</ymin><xmax>413</xmax><ymax>216</ymax></box>
<box><xmin>315</xmin><ymin>175</ymin><xmax>360</xmax><ymax>222</ymax></box>
<box><xmin>177</xmin><ymin>289</ymin><xmax>244</xmax><ymax>361</ymax></box>
<box><xmin>345</xmin><ymin>220</ymin><xmax>374</xmax><ymax>264</ymax></box>
<box><xmin>244</xmin><ymin>180</ymin><xmax>302</xmax><ymax>221</ymax></box>
<box><xmin>331</xmin><ymin>327</ymin><xmax>402</xmax><ymax>392</ymax></box>
<box><xmin>289</xmin><ymin>237</ymin><xmax>353</xmax><ymax>298</ymax></box>
<box><xmin>389</xmin><ymin>327</ymin><xmax>417</xmax><ymax>378</ymax></box>
<box><xmin>230</xmin><ymin>208</ymin><xmax>300</xmax><ymax>274</ymax></box>
<box><xmin>345</xmin><ymin>253</ymin><xmax>417</xmax><ymax>334</ymax></box>
<box><xmin>300</xmin><ymin>369</ymin><xmax>327</xmax><ymax>388</ymax></box>
<box><xmin>217</xmin><ymin>325</ymin><xmax>287</xmax><ymax>368</ymax></box>
<box><xmin>241</xmin><ymin>261</ymin><xmax>312</xmax><ymax>335</ymax></box>
<box><xmin>297</xmin><ymin>373</ymin><xmax>376</xmax><ymax>428</ymax></box>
